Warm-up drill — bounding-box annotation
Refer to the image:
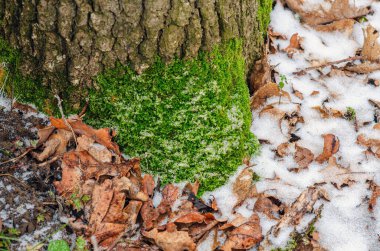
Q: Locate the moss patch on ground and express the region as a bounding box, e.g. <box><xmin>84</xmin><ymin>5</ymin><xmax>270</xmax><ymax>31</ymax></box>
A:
<box><xmin>87</xmin><ymin>40</ymin><xmax>260</xmax><ymax>194</ymax></box>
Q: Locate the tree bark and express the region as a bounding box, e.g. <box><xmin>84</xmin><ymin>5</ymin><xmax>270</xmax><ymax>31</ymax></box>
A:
<box><xmin>0</xmin><ymin>0</ymin><xmax>263</xmax><ymax>89</ymax></box>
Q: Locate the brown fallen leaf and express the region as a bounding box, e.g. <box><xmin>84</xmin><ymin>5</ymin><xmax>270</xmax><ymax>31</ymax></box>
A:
<box><xmin>77</xmin><ymin>135</ymin><xmax>113</xmax><ymax>163</ymax></box>
<box><xmin>175</xmin><ymin>212</ymin><xmax>207</xmax><ymax>224</ymax></box>
<box><xmin>316</xmin><ymin>134</ymin><xmax>340</xmax><ymax>163</ymax></box>
<box><xmin>313</xmin><ymin>106</ymin><xmax>344</xmax><ymax>119</ymax></box>
<box><xmin>374</xmin><ymin>123</ymin><xmax>380</xmax><ymax>130</ymax></box>
<box><xmin>142</xmin><ymin>174</ymin><xmax>155</xmax><ymax>197</ymax></box>
<box><xmin>259</xmin><ymin>105</ymin><xmax>286</xmax><ymax>118</ymax></box>
<box><xmin>319</xmin><ymin>157</ymin><xmax>358</xmax><ymax>189</ymax></box>
<box><xmin>369</xmin><ymin>181</ymin><xmax>380</xmax><ymax>212</ymax></box>
<box><xmin>157</xmin><ymin>184</ymin><xmax>179</xmax><ymax>215</ymax></box>
<box><xmin>357</xmin><ymin>134</ymin><xmax>380</xmax><ymax>158</ymax></box>
<box><xmin>123</xmin><ymin>200</ymin><xmax>143</xmax><ymax>227</ymax></box>
<box><xmin>233</xmin><ymin>168</ymin><xmax>254</xmax><ymax>207</ymax></box>
<box><xmin>250</xmin><ymin>43</ymin><xmax>271</xmax><ymax>93</ymax></box>
<box><xmin>184</xmin><ymin>181</ymin><xmax>200</xmax><ymax>196</ymax></box>
<box><xmin>315</xmin><ymin>19</ymin><xmax>355</xmax><ymax>35</ymax></box>
<box><xmin>284</xmin><ymin>0</ymin><xmax>371</xmax><ymax>26</ymax></box>
<box><xmin>345</xmin><ymin>61</ymin><xmax>380</xmax><ymax>74</ymax></box>
<box><xmin>53</xmin><ymin>151</ymin><xmax>83</xmax><ymax>195</ymax></box>
<box><xmin>141</xmin><ymin>200</ymin><xmax>160</xmax><ymax>230</ymax></box>
<box><xmin>92</xmin><ymin>222</ymin><xmax>127</xmax><ymax>247</ymax></box>
<box><xmin>362</xmin><ymin>25</ymin><xmax>380</xmax><ymax>62</ymax></box>
<box><xmin>221</xmin><ymin>213</ymin><xmax>263</xmax><ymax>251</ymax></box>
<box><xmin>143</xmin><ymin>227</ymin><xmax>196</xmax><ymax>251</ymax></box>
<box><xmin>254</xmin><ymin>196</ymin><xmax>282</xmax><ymax>220</ymax></box>
<box><xmin>294</xmin><ymin>90</ymin><xmax>304</xmax><ymax>100</ymax></box>
<box><xmin>277</xmin><ymin>142</ymin><xmax>290</xmax><ymax>157</ymax></box>
<box><xmin>50</xmin><ymin>116</ymin><xmax>120</xmax><ymax>154</ymax></box>
<box><xmin>89</xmin><ymin>179</ymin><xmax>114</xmax><ymax>227</ymax></box>
<box><xmin>251</xmin><ymin>83</ymin><xmax>291</xmax><ymax>110</ymax></box>
<box><xmin>294</xmin><ymin>145</ymin><xmax>314</xmax><ymax>169</ymax></box>
<box><xmin>271</xmin><ymin>186</ymin><xmax>328</xmax><ymax>237</ymax></box>
<box><xmin>284</xmin><ymin>33</ymin><xmax>303</xmax><ymax>58</ymax></box>
<box><xmin>310</xmin><ymin>90</ymin><xmax>320</xmax><ymax>96</ymax></box>
<box><xmin>36</xmin><ymin>126</ymin><xmax>55</xmax><ymax>147</ymax></box>
<box><xmin>219</xmin><ymin>214</ymin><xmax>249</xmax><ymax>230</ymax></box>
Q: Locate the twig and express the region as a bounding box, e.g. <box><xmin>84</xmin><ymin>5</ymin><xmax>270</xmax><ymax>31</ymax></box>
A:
<box><xmin>90</xmin><ymin>236</ymin><xmax>100</xmax><ymax>251</ymax></box>
<box><xmin>54</xmin><ymin>94</ymin><xmax>78</xmax><ymax>146</ymax></box>
<box><xmin>0</xmin><ymin>148</ymin><xmax>33</xmax><ymax>166</ymax></box>
<box><xmin>0</xmin><ymin>174</ymin><xmax>29</xmax><ymax>189</ymax></box>
<box><xmin>293</xmin><ymin>56</ymin><xmax>363</xmax><ymax>75</ymax></box>
<box><xmin>37</xmin><ymin>155</ymin><xmax>61</xmax><ymax>167</ymax></box>
<box><xmin>78</xmin><ymin>97</ymin><xmax>89</xmax><ymax>118</ymax></box>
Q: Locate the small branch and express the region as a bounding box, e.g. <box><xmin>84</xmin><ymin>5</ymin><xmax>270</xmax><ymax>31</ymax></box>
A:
<box><xmin>54</xmin><ymin>94</ymin><xmax>77</xmax><ymax>146</ymax></box>
<box><xmin>0</xmin><ymin>148</ymin><xmax>33</xmax><ymax>166</ymax></box>
<box><xmin>293</xmin><ymin>56</ymin><xmax>363</xmax><ymax>75</ymax></box>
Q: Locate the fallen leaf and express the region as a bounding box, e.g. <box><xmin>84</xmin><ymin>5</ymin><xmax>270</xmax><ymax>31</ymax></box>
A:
<box><xmin>345</xmin><ymin>61</ymin><xmax>380</xmax><ymax>74</ymax></box>
<box><xmin>294</xmin><ymin>90</ymin><xmax>304</xmax><ymax>100</ymax></box>
<box><xmin>188</xmin><ymin>193</ymin><xmax>215</xmax><ymax>213</ymax></box>
<box><xmin>284</xmin><ymin>33</ymin><xmax>303</xmax><ymax>57</ymax></box>
<box><xmin>143</xmin><ymin>227</ymin><xmax>196</xmax><ymax>251</ymax></box>
<box><xmin>369</xmin><ymin>181</ymin><xmax>380</xmax><ymax>212</ymax></box>
<box><xmin>312</xmin><ymin>106</ymin><xmax>344</xmax><ymax>119</ymax></box>
<box><xmin>184</xmin><ymin>181</ymin><xmax>200</xmax><ymax>196</ymax></box>
<box><xmin>50</xmin><ymin>116</ymin><xmax>120</xmax><ymax>154</ymax></box>
<box><xmin>310</xmin><ymin>90</ymin><xmax>320</xmax><ymax>96</ymax></box>
<box><xmin>259</xmin><ymin>105</ymin><xmax>286</xmax><ymax>118</ymax></box>
<box><xmin>357</xmin><ymin>134</ymin><xmax>380</xmax><ymax>158</ymax></box>
<box><xmin>253</xmin><ymin>196</ymin><xmax>282</xmax><ymax>220</ymax></box>
<box><xmin>251</xmin><ymin>83</ymin><xmax>291</xmax><ymax>109</ymax></box>
<box><xmin>142</xmin><ymin>174</ymin><xmax>155</xmax><ymax>197</ymax></box>
<box><xmin>315</xmin><ymin>19</ymin><xmax>355</xmax><ymax>35</ymax></box>
<box><xmin>362</xmin><ymin>25</ymin><xmax>380</xmax><ymax>62</ymax></box>
<box><xmin>294</xmin><ymin>145</ymin><xmax>314</xmax><ymax>169</ymax></box>
<box><xmin>77</xmin><ymin>135</ymin><xmax>113</xmax><ymax>163</ymax></box>
<box><xmin>175</xmin><ymin>212</ymin><xmax>208</xmax><ymax>224</ymax></box>
<box><xmin>233</xmin><ymin>168</ymin><xmax>254</xmax><ymax>207</ymax></box>
<box><xmin>53</xmin><ymin>151</ymin><xmax>83</xmax><ymax>195</ymax></box>
<box><xmin>89</xmin><ymin>179</ymin><xmax>114</xmax><ymax>227</ymax></box>
<box><xmin>316</xmin><ymin>134</ymin><xmax>340</xmax><ymax>163</ymax></box>
<box><xmin>221</xmin><ymin>214</ymin><xmax>263</xmax><ymax>250</ymax></box>
<box><xmin>319</xmin><ymin>157</ymin><xmax>358</xmax><ymax>189</ymax></box>
<box><xmin>374</xmin><ymin>123</ymin><xmax>380</xmax><ymax>130</ymax></box>
<box><xmin>284</xmin><ymin>0</ymin><xmax>371</xmax><ymax>26</ymax></box>
<box><xmin>92</xmin><ymin>222</ymin><xmax>127</xmax><ymax>247</ymax></box>
<box><xmin>219</xmin><ymin>214</ymin><xmax>249</xmax><ymax>230</ymax></box>
<box><xmin>141</xmin><ymin>200</ymin><xmax>160</xmax><ymax>230</ymax></box>
<box><xmin>157</xmin><ymin>184</ymin><xmax>179</xmax><ymax>215</ymax></box>
<box><xmin>37</xmin><ymin>126</ymin><xmax>55</xmax><ymax>146</ymax></box>
<box><xmin>277</xmin><ymin>142</ymin><xmax>290</xmax><ymax>157</ymax></box>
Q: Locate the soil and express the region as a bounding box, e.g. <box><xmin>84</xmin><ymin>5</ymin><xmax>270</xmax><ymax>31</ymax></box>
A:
<box><xmin>0</xmin><ymin>107</ymin><xmax>68</xmax><ymax>249</ymax></box>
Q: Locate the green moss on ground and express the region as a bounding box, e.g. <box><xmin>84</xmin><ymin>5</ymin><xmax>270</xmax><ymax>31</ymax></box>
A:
<box><xmin>87</xmin><ymin>40</ymin><xmax>260</xmax><ymax>194</ymax></box>
<box><xmin>0</xmin><ymin>39</ymin><xmax>77</xmax><ymax>115</ymax></box>
<box><xmin>258</xmin><ymin>0</ymin><xmax>273</xmax><ymax>37</ymax></box>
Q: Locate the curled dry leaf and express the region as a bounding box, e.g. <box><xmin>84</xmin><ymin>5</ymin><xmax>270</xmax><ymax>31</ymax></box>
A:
<box><xmin>284</xmin><ymin>0</ymin><xmax>371</xmax><ymax>26</ymax></box>
<box><xmin>254</xmin><ymin>196</ymin><xmax>282</xmax><ymax>220</ymax></box>
<box><xmin>251</xmin><ymin>83</ymin><xmax>291</xmax><ymax>110</ymax></box>
<box><xmin>284</xmin><ymin>33</ymin><xmax>303</xmax><ymax>58</ymax></box>
<box><xmin>277</xmin><ymin>142</ymin><xmax>290</xmax><ymax>157</ymax></box>
<box><xmin>233</xmin><ymin>168</ymin><xmax>254</xmax><ymax>207</ymax></box>
<box><xmin>294</xmin><ymin>145</ymin><xmax>314</xmax><ymax>169</ymax></box>
<box><xmin>50</xmin><ymin>116</ymin><xmax>120</xmax><ymax>154</ymax></box>
<box><xmin>36</xmin><ymin>126</ymin><xmax>55</xmax><ymax>146</ymax></box>
<box><xmin>33</xmin><ymin>129</ymin><xmax>73</xmax><ymax>161</ymax></box>
<box><xmin>221</xmin><ymin>214</ymin><xmax>263</xmax><ymax>251</ymax></box>
<box><xmin>369</xmin><ymin>181</ymin><xmax>380</xmax><ymax>212</ymax></box>
<box><xmin>362</xmin><ymin>25</ymin><xmax>380</xmax><ymax>62</ymax></box>
<box><xmin>316</xmin><ymin>134</ymin><xmax>340</xmax><ymax>163</ymax></box>
<box><xmin>312</xmin><ymin>106</ymin><xmax>344</xmax><ymax>119</ymax></box>
<box><xmin>143</xmin><ymin>227</ymin><xmax>196</xmax><ymax>251</ymax></box>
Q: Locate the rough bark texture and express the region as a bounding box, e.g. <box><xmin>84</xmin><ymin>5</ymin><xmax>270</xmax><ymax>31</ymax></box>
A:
<box><xmin>0</xmin><ymin>0</ymin><xmax>263</xmax><ymax>90</ymax></box>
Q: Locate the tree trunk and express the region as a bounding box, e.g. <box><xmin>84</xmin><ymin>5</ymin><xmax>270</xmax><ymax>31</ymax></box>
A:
<box><xmin>0</xmin><ymin>0</ymin><xmax>263</xmax><ymax>91</ymax></box>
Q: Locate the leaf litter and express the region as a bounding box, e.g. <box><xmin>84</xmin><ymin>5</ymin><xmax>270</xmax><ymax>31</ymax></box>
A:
<box><xmin>2</xmin><ymin>0</ymin><xmax>380</xmax><ymax>250</ymax></box>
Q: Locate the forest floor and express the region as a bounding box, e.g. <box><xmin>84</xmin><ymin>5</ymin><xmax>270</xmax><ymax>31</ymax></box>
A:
<box><xmin>1</xmin><ymin>0</ymin><xmax>380</xmax><ymax>251</ymax></box>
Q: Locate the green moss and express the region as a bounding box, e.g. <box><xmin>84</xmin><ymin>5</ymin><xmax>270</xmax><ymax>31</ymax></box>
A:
<box><xmin>0</xmin><ymin>38</ymin><xmax>78</xmax><ymax>115</ymax></box>
<box><xmin>257</xmin><ymin>0</ymin><xmax>273</xmax><ymax>37</ymax></box>
<box><xmin>87</xmin><ymin>40</ymin><xmax>260</xmax><ymax>194</ymax></box>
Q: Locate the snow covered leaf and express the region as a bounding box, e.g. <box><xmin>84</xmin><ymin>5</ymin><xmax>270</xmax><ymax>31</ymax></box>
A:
<box><xmin>284</xmin><ymin>33</ymin><xmax>303</xmax><ymax>57</ymax></box>
<box><xmin>369</xmin><ymin>181</ymin><xmax>380</xmax><ymax>212</ymax></box>
<box><xmin>319</xmin><ymin>157</ymin><xmax>355</xmax><ymax>189</ymax></box>
<box><xmin>221</xmin><ymin>213</ymin><xmax>263</xmax><ymax>250</ymax></box>
<box><xmin>315</xmin><ymin>134</ymin><xmax>340</xmax><ymax>163</ymax></box>
<box><xmin>157</xmin><ymin>184</ymin><xmax>179</xmax><ymax>215</ymax></box>
<box><xmin>294</xmin><ymin>145</ymin><xmax>314</xmax><ymax>169</ymax></box>
<box><xmin>251</xmin><ymin>83</ymin><xmax>291</xmax><ymax>109</ymax></box>
<box><xmin>50</xmin><ymin>116</ymin><xmax>120</xmax><ymax>154</ymax></box>
<box><xmin>345</xmin><ymin>61</ymin><xmax>380</xmax><ymax>74</ymax></box>
<box><xmin>362</xmin><ymin>25</ymin><xmax>380</xmax><ymax>62</ymax></box>
<box><xmin>250</xmin><ymin>44</ymin><xmax>271</xmax><ymax>93</ymax></box>
<box><xmin>233</xmin><ymin>168</ymin><xmax>254</xmax><ymax>207</ymax></box>
<box><xmin>271</xmin><ymin>186</ymin><xmax>328</xmax><ymax>237</ymax></box>
<box><xmin>143</xmin><ymin>227</ymin><xmax>196</xmax><ymax>251</ymax></box>
<box><xmin>357</xmin><ymin>134</ymin><xmax>380</xmax><ymax>158</ymax></box>
<box><xmin>285</xmin><ymin>0</ymin><xmax>371</xmax><ymax>26</ymax></box>
<box><xmin>315</xmin><ymin>19</ymin><xmax>355</xmax><ymax>35</ymax></box>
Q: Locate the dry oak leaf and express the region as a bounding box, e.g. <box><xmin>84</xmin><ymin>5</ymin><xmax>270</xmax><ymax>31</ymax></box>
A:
<box><xmin>369</xmin><ymin>181</ymin><xmax>380</xmax><ymax>212</ymax></box>
<box><xmin>141</xmin><ymin>200</ymin><xmax>160</xmax><ymax>230</ymax></box>
<box><xmin>362</xmin><ymin>25</ymin><xmax>380</xmax><ymax>62</ymax></box>
<box><xmin>312</xmin><ymin>106</ymin><xmax>344</xmax><ymax>119</ymax></box>
<box><xmin>50</xmin><ymin>116</ymin><xmax>120</xmax><ymax>154</ymax></box>
<box><xmin>251</xmin><ymin>83</ymin><xmax>291</xmax><ymax>110</ymax></box>
<box><xmin>319</xmin><ymin>157</ymin><xmax>361</xmax><ymax>189</ymax></box>
<box><xmin>53</xmin><ymin>151</ymin><xmax>83</xmax><ymax>195</ymax></box>
<box><xmin>34</xmin><ymin>129</ymin><xmax>73</xmax><ymax>161</ymax></box>
<box><xmin>315</xmin><ymin>19</ymin><xmax>355</xmax><ymax>35</ymax></box>
<box><xmin>92</xmin><ymin>222</ymin><xmax>127</xmax><ymax>247</ymax></box>
<box><xmin>284</xmin><ymin>33</ymin><xmax>303</xmax><ymax>58</ymax></box>
<box><xmin>142</xmin><ymin>174</ymin><xmax>155</xmax><ymax>197</ymax></box>
<box><xmin>315</xmin><ymin>134</ymin><xmax>340</xmax><ymax>163</ymax></box>
<box><xmin>250</xmin><ymin>43</ymin><xmax>271</xmax><ymax>93</ymax></box>
<box><xmin>284</xmin><ymin>0</ymin><xmax>371</xmax><ymax>26</ymax></box>
<box><xmin>253</xmin><ymin>196</ymin><xmax>282</xmax><ymax>220</ymax></box>
<box><xmin>294</xmin><ymin>145</ymin><xmax>314</xmax><ymax>169</ymax></box>
<box><xmin>89</xmin><ymin>179</ymin><xmax>114</xmax><ymax>227</ymax></box>
<box><xmin>36</xmin><ymin>125</ymin><xmax>55</xmax><ymax>147</ymax></box>
<box><xmin>143</xmin><ymin>227</ymin><xmax>196</xmax><ymax>251</ymax></box>
<box><xmin>277</xmin><ymin>142</ymin><xmax>290</xmax><ymax>157</ymax></box>
<box><xmin>221</xmin><ymin>213</ymin><xmax>263</xmax><ymax>251</ymax></box>
<box><xmin>233</xmin><ymin>168</ymin><xmax>254</xmax><ymax>207</ymax></box>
